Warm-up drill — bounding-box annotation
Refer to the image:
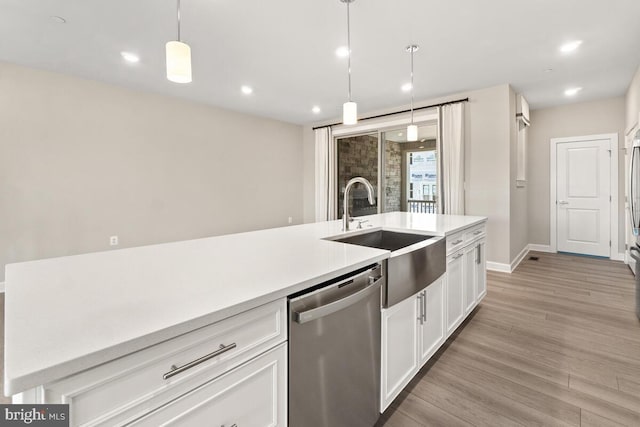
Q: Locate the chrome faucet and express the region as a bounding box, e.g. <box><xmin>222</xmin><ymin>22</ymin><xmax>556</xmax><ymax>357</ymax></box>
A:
<box><xmin>343</xmin><ymin>177</ymin><xmax>376</xmax><ymax>231</ymax></box>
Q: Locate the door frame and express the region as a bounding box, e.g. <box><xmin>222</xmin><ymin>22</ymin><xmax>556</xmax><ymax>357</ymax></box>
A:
<box><xmin>549</xmin><ymin>133</ymin><xmax>619</xmax><ymax>259</ymax></box>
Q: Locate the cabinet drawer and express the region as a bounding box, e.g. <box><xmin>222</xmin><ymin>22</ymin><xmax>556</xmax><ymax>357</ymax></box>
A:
<box><xmin>446</xmin><ymin>231</ymin><xmax>465</xmax><ymax>254</ymax></box>
<box><xmin>464</xmin><ymin>223</ymin><xmax>486</xmax><ymax>243</ymax></box>
<box><xmin>131</xmin><ymin>343</ymin><xmax>287</xmax><ymax>427</ymax></box>
<box><xmin>45</xmin><ymin>299</ymin><xmax>286</xmax><ymax>427</ymax></box>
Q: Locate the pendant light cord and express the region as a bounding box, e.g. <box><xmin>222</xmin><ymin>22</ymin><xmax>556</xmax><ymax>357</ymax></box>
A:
<box><xmin>177</xmin><ymin>0</ymin><xmax>182</xmax><ymax>41</ymax></box>
<box><xmin>346</xmin><ymin>1</ymin><xmax>352</xmax><ymax>102</ymax></box>
<box><xmin>410</xmin><ymin>46</ymin><xmax>415</xmax><ymax>125</ymax></box>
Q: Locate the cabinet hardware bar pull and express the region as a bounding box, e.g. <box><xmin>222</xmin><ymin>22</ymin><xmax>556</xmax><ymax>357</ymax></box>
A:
<box><xmin>417</xmin><ymin>293</ymin><xmax>424</xmax><ymax>325</ymax></box>
<box><xmin>452</xmin><ymin>239</ymin><xmax>463</xmax><ymax>245</ymax></box>
<box><xmin>163</xmin><ymin>343</ymin><xmax>237</xmax><ymax>380</ymax></box>
<box><xmin>452</xmin><ymin>253</ymin><xmax>464</xmax><ymax>260</ymax></box>
<box><xmin>476</xmin><ymin>244</ymin><xmax>481</xmax><ymax>264</ymax></box>
<box><xmin>422</xmin><ymin>290</ymin><xmax>427</xmax><ymax>321</ymax></box>
<box><xmin>473</xmin><ymin>230</ymin><xmax>483</xmax><ymax>235</ymax></box>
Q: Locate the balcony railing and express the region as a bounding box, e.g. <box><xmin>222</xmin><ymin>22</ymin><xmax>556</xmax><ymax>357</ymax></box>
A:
<box><xmin>408</xmin><ymin>199</ymin><xmax>437</xmax><ymax>214</ymax></box>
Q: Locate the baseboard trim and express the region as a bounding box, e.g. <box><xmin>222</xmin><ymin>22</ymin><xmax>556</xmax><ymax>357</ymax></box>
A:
<box><xmin>528</xmin><ymin>244</ymin><xmax>553</xmax><ymax>253</ymax></box>
<box><xmin>511</xmin><ymin>245</ymin><xmax>530</xmax><ymax>272</ymax></box>
<box><xmin>487</xmin><ymin>245</ymin><xmax>530</xmax><ymax>274</ymax></box>
<box><xmin>486</xmin><ymin>262</ymin><xmax>511</xmax><ymax>273</ymax></box>
<box><xmin>612</xmin><ymin>252</ymin><xmax>626</xmax><ymax>262</ymax></box>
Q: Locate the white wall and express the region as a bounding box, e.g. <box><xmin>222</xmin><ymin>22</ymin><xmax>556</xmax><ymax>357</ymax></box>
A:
<box><xmin>0</xmin><ymin>62</ymin><xmax>304</xmax><ymax>282</ymax></box>
<box><xmin>626</xmin><ymin>65</ymin><xmax>640</xmax><ymax>133</ymax></box>
<box><xmin>302</xmin><ymin>84</ymin><xmax>517</xmax><ymax>266</ymax></box>
<box><xmin>527</xmin><ymin>97</ymin><xmax>626</xmax><ymax>253</ymax></box>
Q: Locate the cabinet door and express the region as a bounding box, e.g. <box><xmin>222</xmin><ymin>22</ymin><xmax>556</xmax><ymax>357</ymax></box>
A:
<box><xmin>380</xmin><ymin>294</ymin><xmax>420</xmax><ymax>412</ymax></box>
<box><xmin>130</xmin><ymin>343</ymin><xmax>287</xmax><ymax>427</ymax></box>
<box><xmin>476</xmin><ymin>239</ymin><xmax>487</xmax><ymax>302</ymax></box>
<box><xmin>446</xmin><ymin>251</ymin><xmax>464</xmax><ymax>337</ymax></box>
<box><xmin>419</xmin><ymin>277</ymin><xmax>444</xmax><ymax>366</ymax></box>
<box><xmin>463</xmin><ymin>244</ymin><xmax>477</xmax><ymax>315</ymax></box>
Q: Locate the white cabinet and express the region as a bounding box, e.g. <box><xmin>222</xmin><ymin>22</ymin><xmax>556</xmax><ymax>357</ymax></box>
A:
<box><xmin>380</xmin><ymin>291</ymin><xmax>420</xmax><ymax>411</ymax></box>
<box><xmin>463</xmin><ymin>244</ymin><xmax>477</xmax><ymax>315</ymax></box>
<box><xmin>131</xmin><ymin>343</ymin><xmax>287</xmax><ymax>427</ymax></box>
<box><xmin>476</xmin><ymin>238</ymin><xmax>487</xmax><ymax>302</ymax></box>
<box><xmin>445</xmin><ymin>251</ymin><xmax>465</xmax><ymax>336</ymax></box>
<box><xmin>446</xmin><ymin>225</ymin><xmax>487</xmax><ymax>338</ymax></box>
<box><xmin>381</xmin><ymin>276</ymin><xmax>445</xmax><ymax>411</ymax></box>
<box><xmin>24</xmin><ymin>299</ymin><xmax>288</xmax><ymax>427</ymax></box>
<box><xmin>418</xmin><ymin>277</ymin><xmax>445</xmax><ymax>364</ymax></box>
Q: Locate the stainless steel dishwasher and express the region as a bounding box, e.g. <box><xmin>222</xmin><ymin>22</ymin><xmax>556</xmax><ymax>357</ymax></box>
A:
<box><xmin>288</xmin><ymin>263</ymin><xmax>384</xmax><ymax>427</ymax></box>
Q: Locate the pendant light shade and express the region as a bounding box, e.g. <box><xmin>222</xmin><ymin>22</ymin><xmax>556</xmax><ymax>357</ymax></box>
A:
<box><xmin>343</xmin><ymin>101</ymin><xmax>358</xmax><ymax>125</ymax></box>
<box><xmin>407</xmin><ymin>124</ymin><xmax>418</xmax><ymax>142</ymax></box>
<box><xmin>406</xmin><ymin>44</ymin><xmax>419</xmax><ymax>141</ymax></box>
<box><xmin>166</xmin><ymin>41</ymin><xmax>192</xmax><ymax>83</ymax></box>
<box><xmin>341</xmin><ymin>0</ymin><xmax>357</xmax><ymax>125</ymax></box>
<box><xmin>166</xmin><ymin>0</ymin><xmax>192</xmax><ymax>84</ymax></box>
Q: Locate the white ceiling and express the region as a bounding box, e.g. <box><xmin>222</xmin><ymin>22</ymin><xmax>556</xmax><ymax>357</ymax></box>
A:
<box><xmin>2</xmin><ymin>0</ymin><xmax>640</xmax><ymax>125</ymax></box>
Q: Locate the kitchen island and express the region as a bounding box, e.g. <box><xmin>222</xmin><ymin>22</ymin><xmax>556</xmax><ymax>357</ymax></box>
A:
<box><xmin>4</xmin><ymin>212</ymin><xmax>486</xmax><ymax>425</ymax></box>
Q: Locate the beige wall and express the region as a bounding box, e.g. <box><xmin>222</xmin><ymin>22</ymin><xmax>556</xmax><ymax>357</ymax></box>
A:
<box><xmin>527</xmin><ymin>97</ymin><xmax>626</xmax><ymax>253</ymax></box>
<box><xmin>0</xmin><ymin>62</ymin><xmax>304</xmax><ymax>282</ymax></box>
<box><xmin>509</xmin><ymin>87</ymin><xmax>529</xmax><ymax>262</ymax></box>
<box><xmin>626</xmin><ymin>65</ymin><xmax>640</xmax><ymax>133</ymax></box>
<box><xmin>303</xmin><ymin>84</ymin><xmax>516</xmax><ymax>266</ymax></box>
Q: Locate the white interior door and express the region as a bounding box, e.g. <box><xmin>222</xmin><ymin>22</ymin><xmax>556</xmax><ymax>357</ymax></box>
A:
<box><xmin>556</xmin><ymin>139</ymin><xmax>611</xmax><ymax>257</ymax></box>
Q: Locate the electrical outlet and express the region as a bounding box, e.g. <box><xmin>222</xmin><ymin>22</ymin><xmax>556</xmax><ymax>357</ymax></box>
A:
<box><xmin>110</xmin><ymin>236</ymin><xmax>119</xmax><ymax>246</ymax></box>
<box><xmin>288</xmin><ymin>217</ymin><xmax>293</xmax><ymax>224</ymax></box>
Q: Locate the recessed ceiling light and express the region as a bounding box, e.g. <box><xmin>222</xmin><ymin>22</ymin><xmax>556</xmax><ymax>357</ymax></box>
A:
<box><xmin>419</xmin><ymin>146</ymin><xmax>425</xmax><ymax>149</ymax></box>
<box><xmin>401</xmin><ymin>83</ymin><xmax>413</xmax><ymax>92</ymax></box>
<box><xmin>120</xmin><ymin>52</ymin><xmax>140</xmax><ymax>63</ymax></box>
<box><xmin>560</xmin><ymin>40</ymin><xmax>583</xmax><ymax>53</ymax></box>
<box><xmin>312</xmin><ymin>106</ymin><xmax>321</xmax><ymax>114</ymax></box>
<box><xmin>241</xmin><ymin>85</ymin><xmax>253</xmax><ymax>95</ymax></box>
<box><xmin>335</xmin><ymin>46</ymin><xmax>350</xmax><ymax>58</ymax></box>
<box><xmin>50</xmin><ymin>15</ymin><xmax>66</xmax><ymax>24</ymax></box>
<box><xmin>420</xmin><ymin>138</ymin><xmax>427</xmax><ymax>142</ymax></box>
<box><xmin>564</xmin><ymin>87</ymin><xmax>583</xmax><ymax>96</ymax></box>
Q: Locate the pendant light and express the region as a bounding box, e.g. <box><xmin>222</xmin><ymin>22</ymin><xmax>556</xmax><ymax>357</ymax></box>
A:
<box><xmin>406</xmin><ymin>44</ymin><xmax>419</xmax><ymax>141</ymax></box>
<box><xmin>341</xmin><ymin>0</ymin><xmax>357</xmax><ymax>125</ymax></box>
<box><xmin>166</xmin><ymin>0</ymin><xmax>192</xmax><ymax>83</ymax></box>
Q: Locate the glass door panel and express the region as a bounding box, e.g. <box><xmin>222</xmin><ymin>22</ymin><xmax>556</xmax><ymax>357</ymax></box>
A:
<box><xmin>336</xmin><ymin>133</ymin><xmax>379</xmax><ymax>218</ymax></box>
<box><xmin>381</xmin><ymin>124</ymin><xmax>439</xmax><ymax>213</ymax></box>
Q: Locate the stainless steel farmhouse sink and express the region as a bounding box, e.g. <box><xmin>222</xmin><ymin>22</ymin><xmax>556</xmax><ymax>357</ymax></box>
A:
<box><xmin>331</xmin><ymin>230</ymin><xmax>446</xmax><ymax>307</ymax></box>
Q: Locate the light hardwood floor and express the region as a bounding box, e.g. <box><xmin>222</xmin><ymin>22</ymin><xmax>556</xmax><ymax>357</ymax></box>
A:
<box><xmin>379</xmin><ymin>251</ymin><xmax>640</xmax><ymax>427</ymax></box>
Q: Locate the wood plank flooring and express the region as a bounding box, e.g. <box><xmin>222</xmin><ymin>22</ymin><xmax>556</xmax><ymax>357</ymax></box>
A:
<box><xmin>378</xmin><ymin>252</ymin><xmax>640</xmax><ymax>427</ymax></box>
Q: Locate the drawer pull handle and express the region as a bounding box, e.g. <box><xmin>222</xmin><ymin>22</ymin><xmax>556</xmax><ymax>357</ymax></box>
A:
<box><xmin>163</xmin><ymin>343</ymin><xmax>237</xmax><ymax>380</ymax></box>
<box><xmin>452</xmin><ymin>239</ymin><xmax>463</xmax><ymax>245</ymax></box>
<box><xmin>452</xmin><ymin>253</ymin><xmax>464</xmax><ymax>260</ymax></box>
<box><xmin>473</xmin><ymin>230</ymin><xmax>483</xmax><ymax>235</ymax></box>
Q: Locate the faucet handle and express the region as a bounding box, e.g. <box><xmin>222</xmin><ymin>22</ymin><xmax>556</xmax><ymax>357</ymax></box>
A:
<box><xmin>357</xmin><ymin>219</ymin><xmax>369</xmax><ymax>229</ymax></box>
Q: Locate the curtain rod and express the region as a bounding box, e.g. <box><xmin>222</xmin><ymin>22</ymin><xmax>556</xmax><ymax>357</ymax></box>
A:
<box><xmin>312</xmin><ymin>97</ymin><xmax>469</xmax><ymax>131</ymax></box>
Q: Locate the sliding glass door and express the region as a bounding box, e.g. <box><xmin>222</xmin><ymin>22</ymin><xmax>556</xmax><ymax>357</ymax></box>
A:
<box><xmin>381</xmin><ymin>123</ymin><xmax>439</xmax><ymax>213</ymax></box>
<box><xmin>336</xmin><ymin>133</ymin><xmax>379</xmax><ymax>218</ymax></box>
<box><xmin>334</xmin><ymin>122</ymin><xmax>438</xmax><ymax>219</ymax></box>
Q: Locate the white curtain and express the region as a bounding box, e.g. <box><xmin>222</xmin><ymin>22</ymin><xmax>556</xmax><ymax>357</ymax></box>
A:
<box><xmin>439</xmin><ymin>103</ymin><xmax>465</xmax><ymax>215</ymax></box>
<box><xmin>314</xmin><ymin>127</ymin><xmax>337</xmax><ymax>221</ymax></box>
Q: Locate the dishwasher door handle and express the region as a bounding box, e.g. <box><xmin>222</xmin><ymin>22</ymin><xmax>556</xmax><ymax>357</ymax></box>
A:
<box><xmin>292</xmin><ymin>277</ymin><xmax>383</xmax><ymax>324</ymax></box>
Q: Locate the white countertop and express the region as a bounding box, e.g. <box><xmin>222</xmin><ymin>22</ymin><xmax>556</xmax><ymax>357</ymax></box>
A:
<box><xmin>4</xmin><ymin>212</ymin><xmax>485</xmax><ymax>395</ymax></box>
